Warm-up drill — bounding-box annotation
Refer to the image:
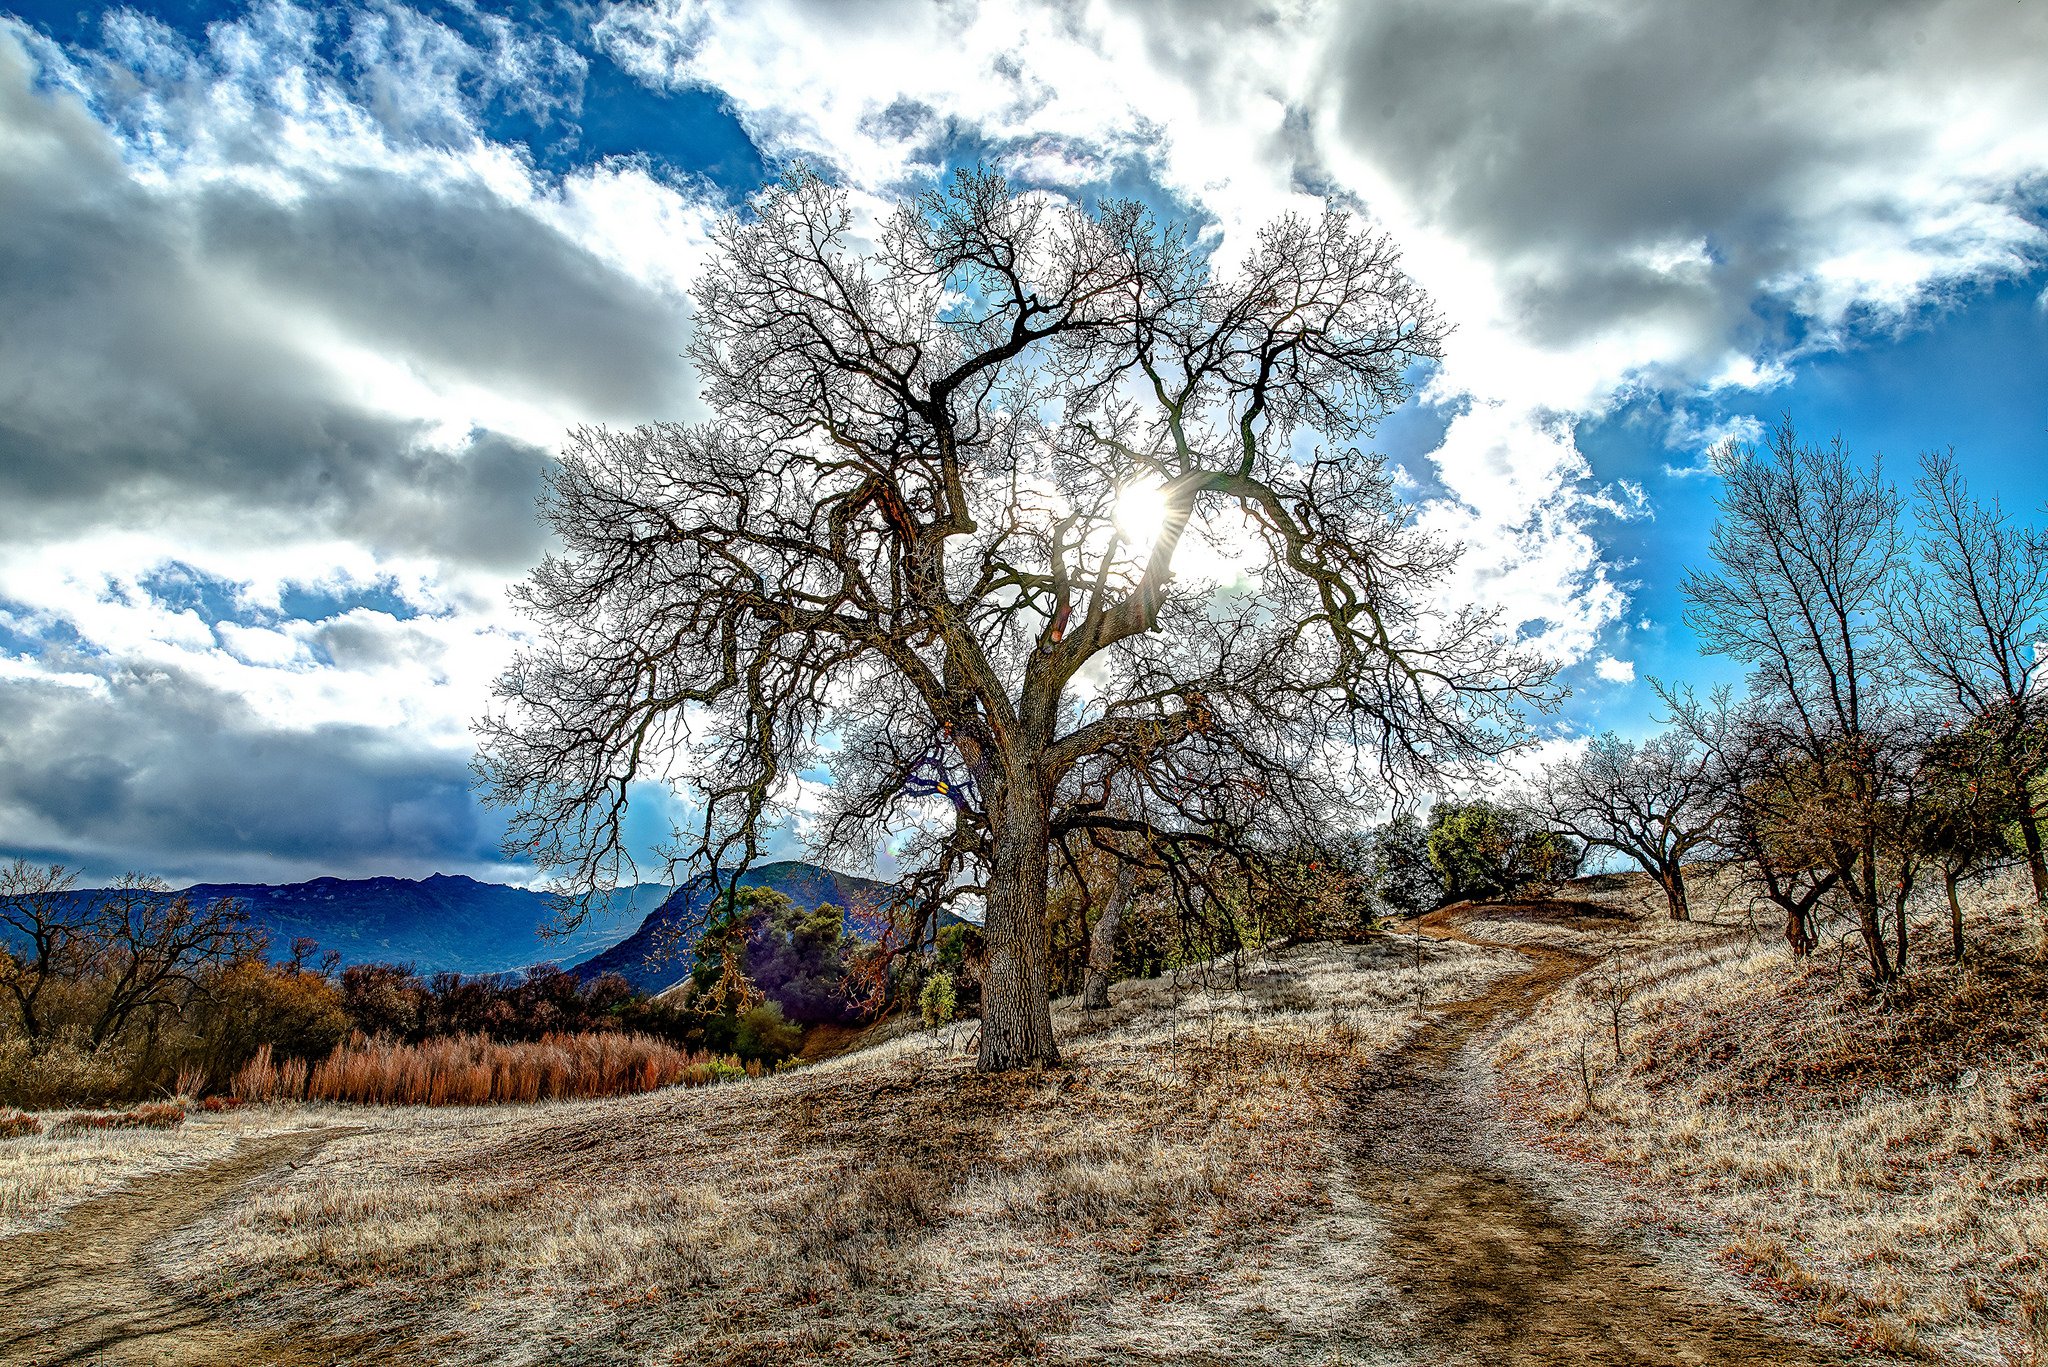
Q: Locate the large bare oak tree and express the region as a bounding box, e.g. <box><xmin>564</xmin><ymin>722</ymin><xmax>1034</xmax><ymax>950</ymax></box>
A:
<box><xmin>477</xmin><ymin>170</ymin><xmax>1552</xmax><ymax>1069</ymax></box>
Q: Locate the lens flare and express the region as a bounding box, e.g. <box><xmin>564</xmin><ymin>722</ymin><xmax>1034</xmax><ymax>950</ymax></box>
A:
<box><xmin>1114</xmin><ymin>479</ymin><xmax>1171</xmax><ymax>550</ymax></box>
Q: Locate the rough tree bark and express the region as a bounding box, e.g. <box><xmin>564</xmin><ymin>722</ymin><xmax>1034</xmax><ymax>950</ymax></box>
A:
<box><xmin>1655</xmin><ymin>867</ymin><xmax>1691</xmax><ymax>922</ymax></box>
<box><xmin>981</xmin><ymin>785</ymin><xmax>1059</xmax><ymax>1068</ymax></box>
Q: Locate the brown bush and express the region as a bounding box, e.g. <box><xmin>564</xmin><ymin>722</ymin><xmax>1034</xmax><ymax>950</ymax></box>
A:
<box><xmin>50</xmin><ymin>1101</ymin><xmax>187</xmax><ymax>1134</ymax></box>
<box><xmin>232</xmin><ymin>1031</ymin><xmax>742</xmax><ymax>1106</ymax></box>
<box><xmin>0</xmin><ymin>1110</ymin><xmax>41</xmax><ymax>1140</ymax></box>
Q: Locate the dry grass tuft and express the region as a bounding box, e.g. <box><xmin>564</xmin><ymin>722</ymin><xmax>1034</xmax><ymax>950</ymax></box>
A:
<box><xmin>1494</xmin><ymin>868</ymin><xmax>2048</xmax><ymax>1366</ymax></box>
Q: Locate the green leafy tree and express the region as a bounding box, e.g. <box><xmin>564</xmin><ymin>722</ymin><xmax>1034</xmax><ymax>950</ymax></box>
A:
<box><xmin>748</xmin><ymin>896</ymin><xmax>861</xmax><ymax>1025</ymax></box>
<box><xmin>1427</xmin><ymin>800</ymin><xmax>1578</xmax><ymax>901</ymax></box>
<box><xmin>919</xmin><ymin>971</ymin><xmax>957</xmax><ymax>1031</ymax></box>
<box><xmin>1427</xmin><ymin>801</ymin><xmax>1522</xmax><ymax>902</ymax></box>
<box><xmin>1917</xmin><ymin>719</ymin><xmax>2032</xmax><ymax>959</ymax></box>
<box><xmin>1518</xmin><ymin>829</ymin><xmax>1584</xmax><ymax>889</ymax></box>
<box><xmin>1369</xmin><ymin>813</ymin><xmax>1443</xmax><ymax>915</ymax></box>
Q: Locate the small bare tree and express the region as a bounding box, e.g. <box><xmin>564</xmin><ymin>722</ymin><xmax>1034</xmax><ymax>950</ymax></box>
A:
<box><xmin>1890</xmin><ymin>449</ymin><xmax>2048</xmax><ymax>917</ymax></box>
<box><xmin>80</xmin><ymin>876</ymin><xmax>263</xmax><ymax>1050</ymax></box>
<box><xmin>1680</xmin><ymin>419</ymin><xmax>1913</xmax><ymax>983</ymax></box>
<box><xmin>1527</xmin><ymin>729</ymin><xmax>1718</xmax><ymax>920</ymax></box>
<box><xmin>477</xmin><ymin>169</ymin><xmax>1554</xmax><ymax>1069</ymax></box>
<box><xmin>0</xmin><ymin>860</ymin><xmax>87</xmax><ymax>1046</ymax></box>
<box><xmin>0</xmin><ymin>863</ymin><xmax>260</xmax><ymax>1053</ymax></box>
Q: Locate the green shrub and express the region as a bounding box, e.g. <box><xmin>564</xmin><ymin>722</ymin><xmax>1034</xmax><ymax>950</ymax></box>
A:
<box><xmin>919</xmin><ymin>971</ymin><xmax>957</xmax><ymax>1031</ymax></box>
<box><xmin>1370</xmin><ymin>814</ymin><xmax>1444</xmax><ymax>915</ymax></box>
<box><xmin>735</xmin><ymin>1001</ymin><xmax>802</xmax><ymax>1060</ymax></box>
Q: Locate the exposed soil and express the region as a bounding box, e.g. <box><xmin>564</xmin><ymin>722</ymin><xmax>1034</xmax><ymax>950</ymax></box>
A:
<box><xmin>1351</xmin><ymin>900</ymin><xmax>1877</xmax><ymax>1366</ymax></box>
<box><xmin>0</xmin><ymin>1125</ymin><xmax>398</xmax><ymax>1366</ymax></box>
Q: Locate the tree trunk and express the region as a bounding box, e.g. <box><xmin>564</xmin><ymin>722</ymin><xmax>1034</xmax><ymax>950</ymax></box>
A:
<box><xmin>2016</xmin><ymin>801</ymin><xmax>2048</xmax><ymax>957</ymax></box>
<box><xmin>1656</xmin><ymin>864</ymin><xmax>1690</xmax><ymax>921</ymax></box>
<box><xmin>978</xmin><ymin>788</ymin><xmax>1060</xmax><ymax>1070</ymax></box>
<box><xmin>1782</xmin><ymin>901</ymin><xmax>1815</xmax><ymax>957</ymax></box>
<box><xmin>1848</xmin><ymin>888</ymin><xmax>1895</xmax><ymax>985</ymax></box>
<box><xmin>1891</xmin><ymin>886</ymin><xmax>1909</xmax><ymax>976</ymax></box>
<box><xmin>1945</xmin><ymin>865</ymin><xmax>1965</xmax><ymax>963</ymax></box>
<box><xmin>1081</xmin><ymin>861</ymin><xmax>1139</xmax><ymax>1011</ymax></box>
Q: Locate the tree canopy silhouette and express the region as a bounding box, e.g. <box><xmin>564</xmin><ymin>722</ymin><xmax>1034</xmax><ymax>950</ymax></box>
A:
<box><xmin>477</xmin><ymin>169</ymin><xmax>1553</xmax><ymax>1069</ymax></box>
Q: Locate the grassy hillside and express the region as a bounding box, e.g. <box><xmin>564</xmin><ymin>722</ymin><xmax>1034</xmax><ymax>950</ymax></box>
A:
<box><xmin>1490</xmin><ymin>868</ymin><xmax>2048</xmax><ymax>1365</ymax></box>
<box><xmin>7</xmin><ymin>872</ymin><xmax>2036</xmax><ymax>1363</ymax></box>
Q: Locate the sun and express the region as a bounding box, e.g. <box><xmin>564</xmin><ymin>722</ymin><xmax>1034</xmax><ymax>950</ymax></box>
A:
<box><xmin>1114</xmin><ymin>479</ymin><xmax>1171</xmax><ymax>550</ymax></box>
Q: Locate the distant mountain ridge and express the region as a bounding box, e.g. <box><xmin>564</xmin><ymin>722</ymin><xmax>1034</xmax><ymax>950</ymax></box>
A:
<box><xmin>570</xmin><ymin>860</ymin><xmax>894</xmax><ymax>994</ymax></box>
<box><xmin>43</xmin><ymin>874</ymin><xmax>670</xmax><ymax>977</ymax></box>
<box><xmin>29</xmin><ymin>861</ymin><xmax>903</xmax><ymax>988</ymax></box>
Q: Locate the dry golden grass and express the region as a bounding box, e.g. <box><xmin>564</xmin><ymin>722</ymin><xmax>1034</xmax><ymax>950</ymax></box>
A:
<box><xmin>147</xmin><ymin>934</ymin><xmax>1520</xmax><ymax>1365</ymax></box>
<box><xmin>0</xmin><ymin>1106</ymin><xmax>328</xmax><ymax>1238</ymax></box>
<box><xmin>1492</xmin><ymin>868</ymin><xmax>2048</xmax><ymax>1366</ymax></box>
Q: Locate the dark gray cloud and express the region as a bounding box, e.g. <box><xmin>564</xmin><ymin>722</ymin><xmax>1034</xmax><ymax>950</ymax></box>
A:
<box><xmin>1319</xmin><ymin>0</ymin><xmax>2048</xmax><ymax>358</ymax></box>
<box><xmin>0</xmin><ymin>659</ymin><xmax>512</xmax><ymax>885</ymax></box>
<box><xmin>0</xmin><ymin>25</ymin><xmax>692</xmax><ymax>567</ymax></box>
<box><xmin>194</xmin><ymin>173</ymin><xmax>686</xmax><ymax>418</ymax></box>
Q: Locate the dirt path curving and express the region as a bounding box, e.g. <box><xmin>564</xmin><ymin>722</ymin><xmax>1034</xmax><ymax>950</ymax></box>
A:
<box><xmin>1351</xmin><ymin>901</ymin><xmax>1878</xmax><ymax>1367</ymax></box>
<box><xmin>0</xmin><ymin>1125</ymin><xmax>394</xmax><ymax>1366</ymax></box>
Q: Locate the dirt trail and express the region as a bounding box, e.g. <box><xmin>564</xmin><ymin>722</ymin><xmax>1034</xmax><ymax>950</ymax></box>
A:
<box><xmin>0</xmin><ymin>1125</ymin><xmax>392</xmax><ymax>1366</ymax></box>
<box><xmin>1353</xmin><ymin>901</ymin><xmax>1876</xmax><ymax>1367</ymax></box>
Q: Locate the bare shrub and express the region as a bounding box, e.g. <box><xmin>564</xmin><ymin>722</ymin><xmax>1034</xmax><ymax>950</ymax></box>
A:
<box><xmin>263</xmin><ymin>1032</ymin><xmax>740</xmax><ymax>1106</ymax></box>
<box><xmin>50</xmin><ymin>1101</ymin><xmax>186</xmax><ymax>1134</ymax></box>
<box><xmin>0</xmin><ymin>1037</ymin><xmax>132</xmax><ymax>1109</ymax></box>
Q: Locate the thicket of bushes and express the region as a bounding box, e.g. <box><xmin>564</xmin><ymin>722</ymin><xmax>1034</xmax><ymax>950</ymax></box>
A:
<box><xmin>1033</xmin><ymin>803</ymin><xmax>1577</xmax><ymax>998</ymax></box>
<box><xmin>0</xmin><ymin>865</ymin><xmax>874</xmax><ymax>1107</ymax></box>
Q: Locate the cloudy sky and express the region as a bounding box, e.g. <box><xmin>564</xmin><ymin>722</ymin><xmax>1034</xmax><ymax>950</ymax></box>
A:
<box><xmin>2</xmin><ymin>0</ymin><xmax>2044</xmax><ymax>886</ymax></box>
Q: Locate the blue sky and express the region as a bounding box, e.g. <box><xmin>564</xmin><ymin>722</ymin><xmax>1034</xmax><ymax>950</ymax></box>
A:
<box><xmin>0</xmin><ymin>0</ymin><xmax>2043</xmax><ymax>884</ymax></box>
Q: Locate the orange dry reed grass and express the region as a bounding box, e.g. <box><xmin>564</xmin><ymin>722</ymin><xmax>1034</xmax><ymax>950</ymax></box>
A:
<box><xmin>232</xmin><ymin>1033</ymin><xmax>751</xmax><ymax>1106</ymax></box>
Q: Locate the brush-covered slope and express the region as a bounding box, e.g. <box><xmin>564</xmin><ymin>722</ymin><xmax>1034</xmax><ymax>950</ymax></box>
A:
<box><xmin>571</xmin><ymin>861</ymin><xmax>892</xmax><ymax>993</ymax></box>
